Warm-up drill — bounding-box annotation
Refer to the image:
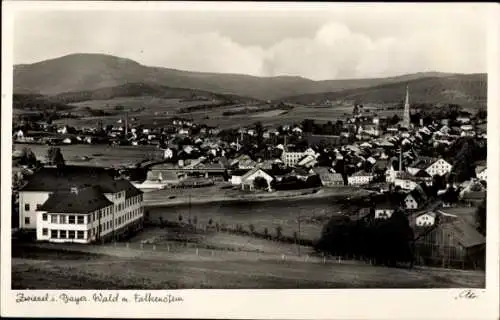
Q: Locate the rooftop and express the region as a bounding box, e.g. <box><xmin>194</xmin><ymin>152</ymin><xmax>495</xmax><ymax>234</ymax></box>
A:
<box><xmin>40</xmin><ymin>186</ymin><xmax>113</xmax><ymax>214</ymax></box>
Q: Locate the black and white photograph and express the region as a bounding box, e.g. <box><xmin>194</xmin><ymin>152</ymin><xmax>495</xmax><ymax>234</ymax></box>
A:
<box><xmin>2</xmin><ymin>1</ymin><xmax>499</xmax><ymax>319</ymax></box>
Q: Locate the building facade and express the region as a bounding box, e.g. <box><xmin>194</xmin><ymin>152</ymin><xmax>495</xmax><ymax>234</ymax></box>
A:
<box><xmin>18</xmin><ymin>166</ymin><xmax>144</xmax><ymax>244</ymax></box>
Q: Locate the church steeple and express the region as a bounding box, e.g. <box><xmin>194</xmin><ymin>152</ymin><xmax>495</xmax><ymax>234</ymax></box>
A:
<box><xmin>402</xmin><ymin>85</ymin><xmax>411</xmax><ymax>129</ymax></box>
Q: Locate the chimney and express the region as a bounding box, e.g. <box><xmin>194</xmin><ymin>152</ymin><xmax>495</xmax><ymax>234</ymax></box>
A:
<box><xmin>398</xmin><ymin>148</ymin><xmax>402</xmax><ymax>172</ymax></box>
<box><xmin>125</xmin><ymin>112</ymin><xmax>129</xmax><ymax>136</ymax></box>
<box><xmin>70</xmin><ymin>186</ymin><xmax>79</xmax><ymax>194</ymax></box>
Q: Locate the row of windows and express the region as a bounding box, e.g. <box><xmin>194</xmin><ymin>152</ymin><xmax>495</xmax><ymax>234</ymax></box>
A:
<box><xmin>43</xmin><ymin>214</ymin><xmax>86</xmax><ymax>225</ymax></box>
<box><xmin>42</xmin><ymin>229</ymin><xmax>86</xmax><ymax>240</ymax></box>
<box><xmin>23</xmin><ymin>193</ymin><xmax>143</xmax><ymax>213</ymax></box>
<box><xmin>92</xmin><ymin>207</ymin><xmax>143</xmax><ymax>235</ymax></box>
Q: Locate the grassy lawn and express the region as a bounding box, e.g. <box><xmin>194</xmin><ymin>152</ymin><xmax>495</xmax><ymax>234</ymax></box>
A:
<box><xmin>11</xmin><ymin>245</ymin><xmax>485</xmax><ymax>289</ymax></box>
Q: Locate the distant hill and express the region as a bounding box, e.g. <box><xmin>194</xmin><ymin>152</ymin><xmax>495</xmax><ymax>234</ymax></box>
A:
<box><xmin>283</xmin><ymin>74</ymin><xmax>487</xmax><ymax>109</ymax></box>
<box><xmin>48</xmin><ymin>82</ymin><xmax>256</xmax><ymax>105</ymax></box>
<box><xmin>13</xmin><ymin>93</ymin><xmax>74</xmax><ymax>112</ymax></box>
<box><xmin>14</xmin><ymin>53</ymin><xmax>473</xmax><ymax>101</ymax></box>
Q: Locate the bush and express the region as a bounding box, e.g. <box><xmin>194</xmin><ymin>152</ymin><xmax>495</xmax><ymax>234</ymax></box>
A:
<box><xmin>275</xmin><ymin>226</ymin><xmax>283</xmax><ymax>240</ymax></box>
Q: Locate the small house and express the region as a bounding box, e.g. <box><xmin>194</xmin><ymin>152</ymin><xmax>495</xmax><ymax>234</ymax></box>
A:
<box><xmin>415</xmin><ymin>212</ymin><xmax>436</xmax><ymax>227</ymax></box>
<box><xmin>240</xmin><ymin>168</ymin><xmax>274</xmax><ymax>192</ymax></box>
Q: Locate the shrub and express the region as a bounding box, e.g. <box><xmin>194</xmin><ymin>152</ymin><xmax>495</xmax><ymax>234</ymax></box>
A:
<box><xmin>275</xmin><ymin>226</ymin><xmax>283</xmax><ymax>240</ymax></box>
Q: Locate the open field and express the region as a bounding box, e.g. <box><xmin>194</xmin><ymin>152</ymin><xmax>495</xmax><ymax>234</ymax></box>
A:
<box><xmin>13</xmin><ymin>143</ymin><xmax>161</xmax><ymax>168</ymax></box>
<box><xmin>128</xmin><ymin>227</ymin><xmax>315</xmax><ymax>256</ymax></box>
<box><xmin>143</xmin><ymin>184</ymin><xmax>371</xmax><ymax>207</ymax></box>
<box><xmin>48</xmin><ymin>95</ymin><xmax>408</xmax><ymax>129</ymax></box>
<box><xmin>11</xmin><ymin>244</ymin><xmax>485</xmax><ymax>289</ymax></box>
<box><xmin>145</xmin><ymin>186</ymin><xmax>372</xmax><ymax>242</ymax></box>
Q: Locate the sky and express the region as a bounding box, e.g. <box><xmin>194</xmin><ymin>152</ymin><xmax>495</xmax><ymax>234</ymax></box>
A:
<box><xmin>12</xmin><ymin>3</ymin><xmax>490</xmax><ymax>80</ymax></box>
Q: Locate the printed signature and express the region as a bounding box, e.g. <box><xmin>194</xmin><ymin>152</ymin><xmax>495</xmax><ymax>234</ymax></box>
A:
<box><xmin>455</xmin><ymin>289</ymin><xmax>481</xmax><ymax>300</ymax></box>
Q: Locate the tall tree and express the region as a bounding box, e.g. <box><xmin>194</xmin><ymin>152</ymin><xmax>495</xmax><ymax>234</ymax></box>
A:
<box><xmin>475</xmin><ymin>198</ymin><xmax>486</xmax><ymax>236</ymax></box>
<box><xmin>47</xmin><ymin>147</ymin><xmax>65</xmax><ymax>169</ymax></box>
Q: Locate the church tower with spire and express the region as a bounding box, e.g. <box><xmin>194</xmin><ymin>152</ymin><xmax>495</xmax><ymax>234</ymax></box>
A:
<box><xmin>401</xmin><ymin>85</ymin><xmax>411</xmax><ymax>129</ymax></box>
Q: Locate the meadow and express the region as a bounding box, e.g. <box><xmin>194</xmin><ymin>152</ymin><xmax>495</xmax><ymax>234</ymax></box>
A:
<box><xmin>14</xmin><ymin>143</ymin><xmax>161</xmax><ymax>168</ymax></box>
<box><xmin>12</xmin><ymin>243</ymin><xmax>486</xmax><ymax>289</ymax></box>
<box><xmin>48</xmin><ymin>94</ymin><xmax>405</xmax><ymax>130</ymax></box>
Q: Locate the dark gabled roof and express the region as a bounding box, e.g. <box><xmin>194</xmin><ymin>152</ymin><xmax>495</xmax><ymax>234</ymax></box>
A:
<box><xmin>40</xmin><ymin>186</ymin><xmax>113</xmax><ymax>214</ymax></box>
<box><xmin>20</xmin><ymin>166</ymin><xmax>119</xmax><ymax>193</ymax></box>
<box><xmin>408</xmin><ymin>157</ymin><xmax>437</xmax><ymax>169</ymax></box>
<box><xmin>290</xmin><ymin>167</ymin><xmax>313</xmax><ymax>176</ymax></box>
<box><xmin>441</xmin><ymin>218</ymin><xmax>485</xmax><ymax>248</ymax></box>
<box><xmin>414</xmin><ymin>169</ymin><xmax>431</xmax><ymax>178</ymax></box>
<box><xmin>114</xmin><ymin>179</ymin><xmax>143</xmax><ymax>198</ymax></box>
<box><xmin>461</xmin><ymin>190</ymin><xmax>486</xmax><ymax>201</ymax></box>
<box><xmin>19</xmin><ymin>166</ymin><xmax>142</xmax><ymax>198</ymax></box>
<box><xmin>231</xmin><ymin>169</ymin><xmax>251</xmax><ymax>177</ymax></box>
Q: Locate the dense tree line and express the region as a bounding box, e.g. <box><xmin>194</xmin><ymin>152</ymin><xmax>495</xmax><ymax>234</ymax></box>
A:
<box><xmin>301</xmin><ymin>119</ymin><xmax>345</xmax><ymax>136</ymax></box>
<box><xmin>315</xmin><ymin>208</ymin><xmax>415</xmax><ymax>268</ymax></box>
<box><xmin>449</xmin><ymin>138</ymin><xmax>486</xmax><ymax>183</ymax></box>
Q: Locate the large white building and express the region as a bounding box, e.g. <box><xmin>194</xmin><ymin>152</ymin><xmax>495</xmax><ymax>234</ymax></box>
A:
<box><xmin>19</xmin><ymin>166</ymin><xmax>144</xmax><ymax>244</ymax></box>
<box><xmin>348</xmin><ymin>170</ymin><xmax>374</xmax><ymax>186</ymax></box>
<box><xmin>281</xmin><ymin>148</ymin><xmax>317</xmax><ymax>167</ymax></box>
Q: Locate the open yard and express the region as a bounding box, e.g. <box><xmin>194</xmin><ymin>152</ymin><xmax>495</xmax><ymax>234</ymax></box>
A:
<box><xmin>11</xmin><ymin>244</ymin><xmax>485</xmax><ymax>289</ymax></box>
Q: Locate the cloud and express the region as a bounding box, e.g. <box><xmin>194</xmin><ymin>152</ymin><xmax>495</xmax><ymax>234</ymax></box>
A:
<box><xmin>13</xmin><ymin>7</ymin><xmax>488</xmax><ymax>80</ymax></box>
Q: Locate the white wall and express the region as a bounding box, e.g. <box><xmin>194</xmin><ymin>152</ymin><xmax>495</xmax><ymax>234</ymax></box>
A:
<box><xmin>375</xmin><ymin>209</ymin><xmax>394</xmax><ymax>219</ymax></box>
<box><xmin>37</xmin><ymin>210</ymin><xmax>93</xmax><ymax>244</ymax></box>
<box><xmin>243</xmin><ymin>170</ymin><xmax>273</xmax><ymax>185</ymax></box>
<box><xmin>394</xmin><ymin>179</ymin><xmax>417</xmax><ymax>191</ymax></box>
<box><xmin>19</xmin><ymin>191</ymin><xmax>51</xmax><ymax>230</ymax></box>
<box><xmin>416</xmin><ymin>214</ymin><xmax>435</xmax><ymax>227</ymax></box>
<box><xmin>425</xmin><ymin>159</ymin><xmax>452</xmax><ymax>177</ymax></box>
<box><xmin>231</xmin><ymin>176</ymin><xmax>242</xmax><ymax>185</ymax></box>
<box><xmin>348</xmin><ymin>175</ymin><xmax>373</xmax><ymax>185</ymax></box>
<box><xmin>405</xmin><ymin>196</ymin><xmax>419</xmax><ymax>209</ymax></box>
<box><xmin>34</xmin><ymin>191</ymin><xmax>144</xmax><ymax>244</ymax></box>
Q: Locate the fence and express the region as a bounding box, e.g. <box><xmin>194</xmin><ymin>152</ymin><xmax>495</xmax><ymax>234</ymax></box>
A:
<box><xmin>29</xmin><ymin>240</ymin><xmax>371</xmax><ymax>266</ymax></box>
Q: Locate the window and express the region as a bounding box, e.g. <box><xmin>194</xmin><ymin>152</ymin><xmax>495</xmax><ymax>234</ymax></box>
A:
<box><xmin>24</xmin><ymin>203</ymin><xmax>30</xmax><ymax>211</ymax></box>
<box><xmin>42</xmin><ymin>228</ymin><xmax>48</xmax><ymax>236</ymax></box>
<box><xmin>60</xmin><ymin>230</ymin><xmax>67</xmax><ymax>239</ymax></box>
<box><xmin>77</xmin><ymin>216</ymin><xmax>84</xmax><ymax>224</ymax></box>
<box><xmin>59</xmin><ymin>215</ymin><xmax>66</xmax><ymax>224</ymax></box>
<box><xmin>42</xmin><ymin>213</ymin><xmax>48</xmax><ymax>221</ymax></box>
<box><xmin>68</xmin><ymin>215</ymin><xmax>75</xmax><ymax>224</ymax></box>
<box><xmin>77</xmin><ymin>231</ymin><xmax>84</xmax><ymax>239</ymax></box>
<box><xmin>36</xmin><ymin>204</ymin><xmax>43</xmax><ymax>211</ymax></box>
<box><xmin>24</xmin><ymin>217</ymin><xmax>30</xmax><ymax>225</ymax></box>
<box><xmin>50</xmin><ymin>230</ymin><xmax>58</xmax><ymax>238</ymax></box>
<box><xmin>68</xmin><ymin>230</ymin><xmax>75</xmax><ymax>239</ymax></box>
